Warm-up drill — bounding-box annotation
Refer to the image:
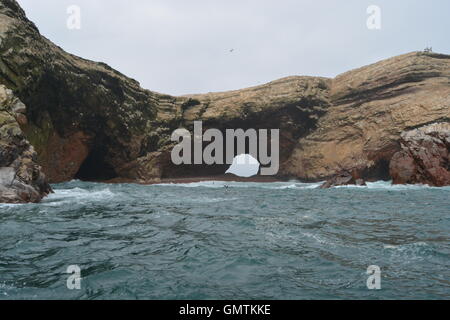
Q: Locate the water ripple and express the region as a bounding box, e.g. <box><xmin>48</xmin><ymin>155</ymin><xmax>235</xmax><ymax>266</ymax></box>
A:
<box><xmin>0</xmin><ymin>180</ymin><xmax>449</xmax><ymax>299</ymax></box>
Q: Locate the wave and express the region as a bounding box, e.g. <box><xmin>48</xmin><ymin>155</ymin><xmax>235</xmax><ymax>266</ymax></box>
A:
<box><xmin>383</xmin><ymin>242</ymin><xmax>430</xmax><ymax>250</ymax></box>
<box><xmin>153</xmin><ymin>180</ymin><xmax>323</xmax><ymax>189</ymax></box>
<box><xmin>152</xmin><ymin>179</ymin><xmax>449</xmax><ymax>190</ymax></box>
<box><xmin>382</xmin><ymin>242</ymin><xmax>437</xmax><ymax>261</ymax></box>
<box><xmin>42</xmin><ymin>187</ymin><xmax>116</xmax><ymax>206</ymax></box>
<box><xmin>366</xmin><ymin>181</ymin><xmax>450</xmax><ymax>190</ymax></box>
<box><xmin>1</xmin><ymin>179</ymin><xmax>448</xmax><ymax>209</ymax></box>
<box><xmin>0</xmin><ymin>203</ymin><xmax>23</xmax><ymax>208</ymax></box>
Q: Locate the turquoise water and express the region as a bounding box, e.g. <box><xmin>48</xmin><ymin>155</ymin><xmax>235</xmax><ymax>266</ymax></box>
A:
<box><xmin>0</xmin><ymin>180</ymin><xmax>449</xmax><ymax>300</ymax></box>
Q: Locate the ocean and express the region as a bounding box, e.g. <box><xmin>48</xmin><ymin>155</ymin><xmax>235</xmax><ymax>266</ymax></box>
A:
<box><xmin>0</xmin><ymin>180</ymin><xmax>449</xmax><ymax>300</ymax></box>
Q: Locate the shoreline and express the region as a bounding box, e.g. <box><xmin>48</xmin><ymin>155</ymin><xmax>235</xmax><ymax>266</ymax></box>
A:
<box><xmin>85</xmin><ymin>174</ymin><xmax>294</xmax><ymax>185</ymax></box>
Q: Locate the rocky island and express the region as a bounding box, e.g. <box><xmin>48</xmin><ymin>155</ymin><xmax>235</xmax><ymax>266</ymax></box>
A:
<box><xmin>0</xmin><ymin>0</ymin><xmax>449</xmax><ymax>203</ymax></box>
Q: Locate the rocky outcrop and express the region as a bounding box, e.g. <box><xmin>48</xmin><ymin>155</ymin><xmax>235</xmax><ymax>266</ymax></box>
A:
<box><xmin>0</xmin><ymin>0</ymin><xmax>329</xmax><ymax>183</ymax></box>
<box><xmin>389</xmin><ymin>123</ymin><xmax>450</xmax><ymax>187</ymax></box>
<box><xmin>0</xmin><ymin>0</ymin><xmax>177</xmax><ymax>183</ymax></box>
<box><xmin>319</xmin><ymin>171</ymin><xmax>366</xmax><ymax>189</ymax></box>
<box><xmin>0</xmin><ymin>85</ymin><xmax>52</xmax><ymax>203</ymax></box>
<box><xmin>283</xmin><ymin>52</ymin><xmax>450</xmax><ymax>181</ymax></box>
<box><xmin>0</xmin><ymin>0</ymin><xmax>449</xmax><ymax>188</ymax></box>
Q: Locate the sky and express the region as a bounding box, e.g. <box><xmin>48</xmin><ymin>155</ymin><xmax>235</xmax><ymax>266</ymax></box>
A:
<box><xmin>16</xmin><ymin>0</ymin><xmax>450</xmax><ymax>96</ymax></box>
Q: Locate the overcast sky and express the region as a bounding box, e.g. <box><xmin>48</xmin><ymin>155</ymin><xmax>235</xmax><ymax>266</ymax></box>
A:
<box><xmin>16</xmin><ymin>0</ymin><xmax>450</xmax><ymax>96</ymax></box>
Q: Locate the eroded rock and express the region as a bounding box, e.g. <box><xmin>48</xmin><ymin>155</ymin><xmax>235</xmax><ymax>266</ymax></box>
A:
<box><xmin>284</xmin><ymin>52</ymin><xmax>450</xmax><ymax>181</ymax></box>
<box><xmin>390</xmin><ymin>123</ymin><xmax>450</xmax><ymax>187</ymax></box>
<box><xmin>319</xmin><ymin>171</ymin><xmax>366</xmax><ymax>189</ymax></box>
<box><xmin>0</xmin><ymin>1</ymin><xmax>449</xmax><ymax>185</ymax></box>
<box><xmin>0</xmin><ymin>85</ymin><xmax>52</xmax><ymax>203</ymax></box>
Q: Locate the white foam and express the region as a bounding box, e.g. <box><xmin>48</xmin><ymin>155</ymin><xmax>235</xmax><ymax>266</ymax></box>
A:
<box><xmin>382</xmin><ymin>242</ymin><xmax>434</xmax><ymax>261</ymax></box>
<box><xmin>1</xmin><ymin>179</ymin><xmax>447</xmax><ymax>209</ymax></box>
<box><xmin>153</xmin><ymin>179</ymin><xmax>450</xmax><ymax>190</ymax></box>
<box><xmin>0</xmin><ymin>203</ymin><xmax>23</xmax><ymax>208</ymax></box>
<box><xmin>187</xmin><ymin>196</ymin><xmax>240</xmax><ymax>203</ymax></box>
<box><xmin>43</xmin><ymin>187</ymin><xmax>116</xmax><ymax>205</ymax></box>
<box><xmin>383</xmin><ymin>242</ymin><xmax>429</xmax><ymax>250</ymax></box>
<box><xmin>155</xmin><ymin>181</ymin><xmax>229</xmax><ymax>188</ymax></box>
<box><xmin>328</xmin><ymin>180</ymin><xmax>450</xmax><ymax>190</ymax></box>
<box><xmin>302</xmin><ymin>232</ymin><xmax>335</xmax><ymax>246</ymax></box>
<box><xmin>366</xmin><ymin>181</ymin><xmax>450</xmax><ymax>190</ymax></box>
<box><xmin>153</xmin><ymin>180</ymin><xmax>323</xmax><ymax>190</ymax></box>
<box><xmin>0</xmin><ymin>282</ymin><xmax>15</xmax><ymax>295</ymax></box>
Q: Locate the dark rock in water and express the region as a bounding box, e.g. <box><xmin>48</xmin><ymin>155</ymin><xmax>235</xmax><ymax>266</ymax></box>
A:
<box><xmin>390</xmin><ymin>123</ymin><xmax>450</xmax><ymax>187</ymax></box>
<box><xmin>319</xmin><ymin>171</ymin><xmax>366</xmax><ymax>189</ymax></box>
<box><xmin>0</xmin><ymin>85</ymin><xmax>52</xmax><ymax>203</ymax></box>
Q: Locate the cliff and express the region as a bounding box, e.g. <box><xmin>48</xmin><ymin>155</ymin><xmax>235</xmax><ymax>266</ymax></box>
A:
<box><xmin>284</xmin><ymin>51</ymin><xmax>450</xmax><ymax>181</ymax></box>
<box><xmin>0</xmin><ymin>85</ymin><xmax>51</xmax><ymax>203</ymax></box>
<box><xmin>0</xmin><ymin>0</ymin><xmax>449</xmax><ymax>203</ymax></box>
<box><xmin>0</xmin><ymin>0</ymin><xmax>329</xmax><ymax>184</ymax></box>
<box><xmin>390</xmin><ymin>123</ymin><xmax>450</xmax><ymax>187</ymax></box>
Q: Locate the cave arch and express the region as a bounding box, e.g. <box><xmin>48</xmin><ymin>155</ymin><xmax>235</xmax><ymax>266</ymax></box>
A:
<box><xmin>75</xmin><ymin>147</ymin><xmax>117</xmax><ymax>181</ymax></box>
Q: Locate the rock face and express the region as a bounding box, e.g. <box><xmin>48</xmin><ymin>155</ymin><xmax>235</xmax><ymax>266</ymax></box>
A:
<box><xmin>283</xmin><ymin>52</ymin><xmax>450</xmax><ymax>181</ymax></box>
<box><xmin>0</xmin><ymin>85</ymin><xmax>52</xmax><ymax>203</ymax></box>
<box><xmin>0</xmin><ymin>0</ymin><xmax>329</xmax><ymax>183</ymax></box>
<box><xmin>390</xmin><ymin>123</ymin><xmax>450</xmax><ymax>187</ymax></box>
<box><xmin>319</xmin><ymin>171</ymin><xmax>366</xmax><ymax>189</ymax></box>
<box><xmin>0</xmin><ymin>0</ymin><xmax>450</xmax><ymax>188</ymax></box>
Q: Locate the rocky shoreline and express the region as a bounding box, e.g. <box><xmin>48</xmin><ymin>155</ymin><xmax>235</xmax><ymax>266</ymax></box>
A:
<box><xmin>0</xmin><ymin>85</ymin><xmax>52</xmax><ymax>203</ymax></box>
<box><xmin>0</xmin><ymin>0</ymin><xmax>449</xmax><ymax>203</ymax></box>
<box><xmin>390</xmin><ymin>123</ymin><xmax>450</xmax><ymax>187</ymax></box>
<box><xmin>98</xmin><ymin>175</ymin><xmax>288</xmax><ymax>185</ymax></box>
